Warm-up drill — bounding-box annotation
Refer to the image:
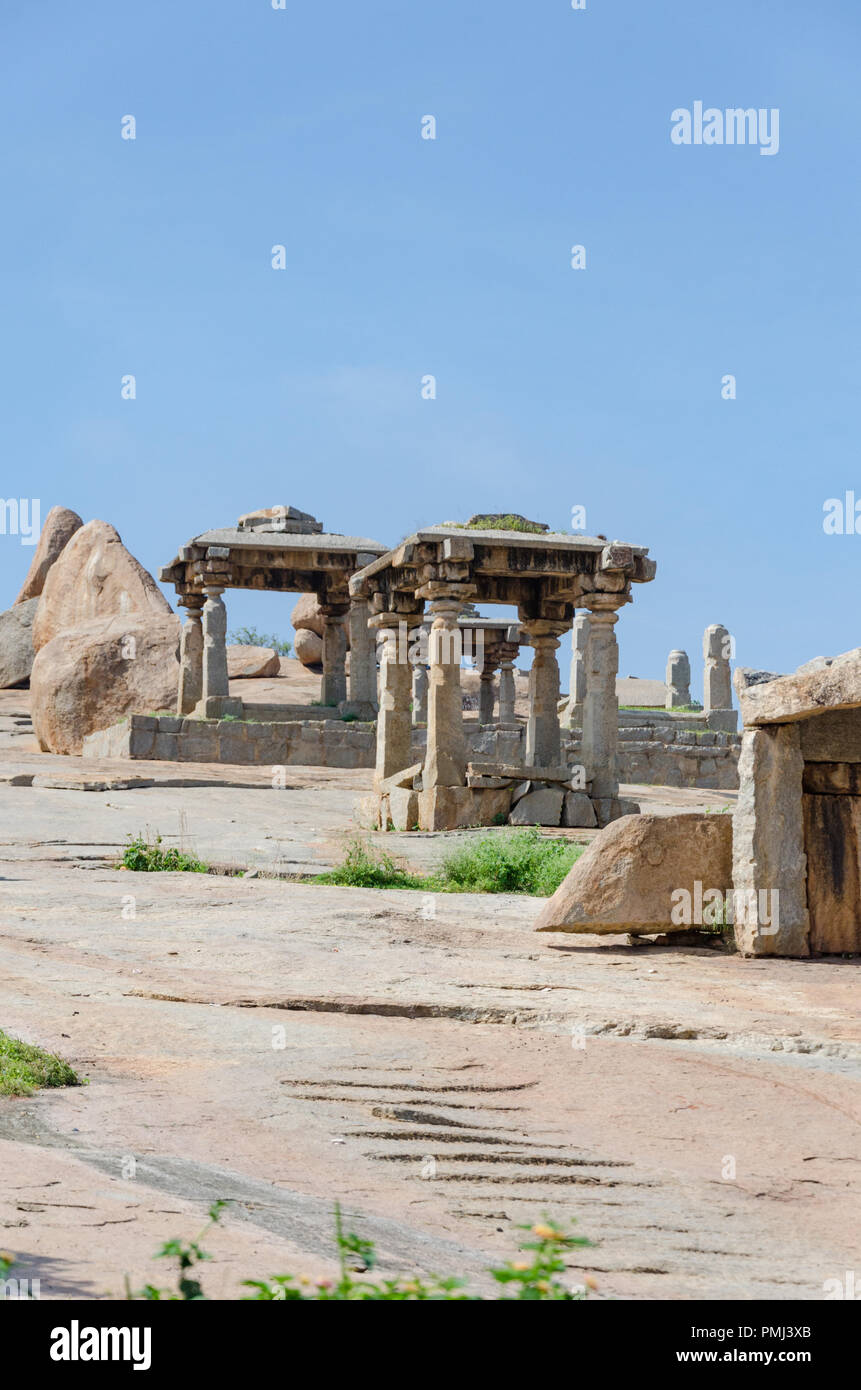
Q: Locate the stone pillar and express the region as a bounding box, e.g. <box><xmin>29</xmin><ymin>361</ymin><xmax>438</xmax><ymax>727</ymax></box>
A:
<box><xmin>524</xmin><ymin>622</ymin><xmax>564</xmax><ymax>768</ymax></box>
<box><xmin>412</xmin><ymin>663</ymin><xmax>428</xmax><ymax>724</ymax></box>
<box><xmin>195</xmin><ymin>585</ymin><xmax>242</xmax><ymax>719</ymax></box>
<box><xmin>703</xmin><ymin>624</ymin><xmax>733</xmax><ymax>712</ymax></box>
<box><xmin>581</xmin><ymin>603</ymin><xmax>620</xmax><ymax>804</ymax></box>
<box><xmin>425</xmin><ymin>596</ymin><xmax>467</xmax><ymax>789</ymax></box>
<box><xmin>339</xmin><ymin>598</ymin><xmax>377</xmax><ymax>718</ymax></box>
<box><xmin>176</xmin><ymin>594</ymin><xmax>204</xmax><ymax>715</ymax></box>
<box><xmin>320</xmin><ymin>610</ymin><xmax>348</xmax><ymax>707</ymax></box>
<box><xmin>498</xmin><ymin>660</ymin><xmax>517</xmax><ymax>728</ymax></box>
<box><xmin>372</xmin><ymin>614</ymin><xmax>416</xmax><ymax>785</ymax></box>
<box><xmin>666</xmin><ymin>650</ymin><xmax>691</xmax><ymax>709</ymax></box>
<box><xmin>478</xmin><ymin>669</ymin><xmax>496</xmax><ymax>725</ymax></box>
<box><xmin>732</xmin><ymin>724</ymin><xmax>809</xmax><ymax>957</ymax></box>
<box><xmin>561</xmin><ymin>614</ymin><xmax>590</xmax><ymax>729</ymax></box>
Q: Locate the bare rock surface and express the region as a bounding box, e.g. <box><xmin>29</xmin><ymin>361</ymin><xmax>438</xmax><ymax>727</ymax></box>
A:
<box><xmin>14</xmin><ymin>505</ymin><xmax>82</xmax><ymax>604</ymax></box>
<box><xmin>0</xmin><ymin>597</ymin><xmax>37</xmax><ymax>687</ymax></box>
<box><xmin>0</xmin><ymin>732</ymin><xmax>856</xmax><ymax>1301</ymax></box>
<box><xmin>736</xmin><ymin>648</ymin><xmax>861</xmax><ymax>726</ymax></box>
<box><xmin>30</xmin><ymin>613</ymin><xmax>180</xmax><ymax>754</ymax></box>
<box><xmin>534</xmin><ymin>812</ymin><xmax>733</xmax><ymax>934</ymax></box>
<box><xmin>32</xmin><ymin>520</ymin><xmax>171</xmax><ymax>653</ymax></box>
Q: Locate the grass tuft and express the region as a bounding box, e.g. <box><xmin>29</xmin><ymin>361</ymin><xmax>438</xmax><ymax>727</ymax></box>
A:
<box><xmin>0</xmin><ymin>1030</ymin><xmax>82</xmax><ymax>1098</ymax></box>
<box><xmin>437</xmin><ymin>829</ymin><xmax>582</xmax><ymax>897</ymax></box>
<box><xmin>122</xmin><ymin>833</ymin><xmax>208</xmax><ymax>873</ymax></box>
<box><xmin>313</xmin><ymin>831</ymin><xmax>581</xmax><ymax>897</ymax></box>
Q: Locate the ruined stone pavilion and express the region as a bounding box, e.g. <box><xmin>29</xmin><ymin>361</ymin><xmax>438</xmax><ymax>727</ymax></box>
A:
<box><xmin>159</xmin><ymin>506</ymin><xmax>387</xmax><ymax>720</ymax></box>
<box><xmin>350</xmin><ymin>521</ymin><xmax>656</xmax><ymax>831</ymax></box>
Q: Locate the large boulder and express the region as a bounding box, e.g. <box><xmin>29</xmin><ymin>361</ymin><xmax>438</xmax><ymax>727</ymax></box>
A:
<box><xmin>30</xmin><ymin>614</ymin><xmax>181</xmax><ymax>755</ymax></box>
<box><xmin>227</xmin><ymin>644</ymin><xmax>280</xmax><ymax>679</ymax></box>
<box><xmin>15</xmin><ymin>506</ymin><xmax>83</xmax><ymax>604</ymax></box>
<box><xmin>534</xmin><ymin>813</ymin><xmax>733</xmax><ymax>935</ymax></box>
<box><xmin>32</xmin><ymin>520</ymin><xmax>171</xmax><ymax>653</ymax></box>
<box><xmin>0</xmin><ymin>598</ymin><xmax>38</xmax><ymax>687</ymax></box>
<box><xmin>290</xmin><ymin>593</ymin><xmax>324</xmax><ymax>637</ymax></box>
<box><xmin>293</xmin><ymin>627</ymin><xmax>324</xmax><ymax>669</ymax></box>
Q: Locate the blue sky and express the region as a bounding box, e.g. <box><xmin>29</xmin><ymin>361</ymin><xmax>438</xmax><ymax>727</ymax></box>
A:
<box><xmin>1</xmin><ymin>0</ymin><xmax>859</xmax><ymax>697</ymax></box>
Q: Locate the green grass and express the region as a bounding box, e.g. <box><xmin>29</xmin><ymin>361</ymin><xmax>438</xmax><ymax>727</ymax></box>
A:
<box><xmin>314</xmin><ymin>840</ymin><xmax>428</xmax><ymax>890</ymax></box>
<box><xmin>122</xmin><ymin>833</ymin><xmax>209</xmax><ymax>873</ymax></box>
<box><xmin>313</xmin><ymin>831</ymin><xmax>582</xmax><ymax>897</ymax></box>
<box><xmin>0</xmin><ymin>1030</ymin><xmax>82</xmax><ymax>1098</ymax></box>
<box><xmin>437</xmin><ymin>829</ymin><xmax>582</xmax><ymax>896</ymax></box>
<box><xmin>438</xmin><ymin>514</ymin><xmax>548</xmax><ymax>534</ymax></box>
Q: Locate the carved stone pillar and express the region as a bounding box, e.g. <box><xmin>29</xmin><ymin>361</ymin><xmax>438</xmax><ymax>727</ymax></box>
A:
<box><xmin>372</xmin><ymin>613</ymin><xmax>418</xmax><ymax>785</ymax></box>
<box><xmin>666</xmin><ymin>649</ymin><xmax>691</xmax><ymax>709</ymax></box>
<box><xmin>321</xmin><ymin>609</ymin><xmax>348</xmax><ymax>707</ymax></box>
<box><xmin>425</xmin><ymin>595</ymin><xmax>468</xmax><ymax>789</ymax></box>
<box><xmin>478</xmin><ymin>669</ymin><xmax>496</xmax><ymax>725</ymax></box>
<box><xmin>195</xmin><ymin>584</ymin><xmax>242</xmax><ymax>719</ymax></box>
<box><xmin>581</xmin><ymin>601</ymin><xmax>621</xmax><ymax>801</ymax></box>
<box><xmin>344</xmin><ymin>598</ymin><xmax>377</xmax><ymax>718</ymax></box>
<box><xmin>703</xmin><ymin>624</ymin><xmax>733</xmax><ymax>712</ymax></box>
<box><xmin>412</xmin><ymin>663</ymin><xmax>428</xmax><ymax>724</ymax></box>
<box><xmin>523</xmin><ymin>621</ymin><xmax>565</xmax><ymax>768</ymax></box>
<box><xmin>561</xmin><ymin>613</ymin><xmax>590</xmax><ymax>729</ymax></box>
<box><xmin>498</xmin><ymin>660</ymin><xmax>517</xmax><ymax>727</ymax></box>
<box><xmin>177</xmin><ymin>594</ymin><xmax>204</xmax><ymax>715</ymax></box>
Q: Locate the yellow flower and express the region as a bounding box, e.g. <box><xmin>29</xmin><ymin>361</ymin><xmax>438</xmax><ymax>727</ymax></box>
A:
<box><xmin>532</xmin><ymin>1223</ymin><xmax>563</xmax><ymax>1240</ymax></box>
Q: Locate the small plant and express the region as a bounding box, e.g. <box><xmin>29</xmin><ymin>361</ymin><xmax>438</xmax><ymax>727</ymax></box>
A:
<box><xmin>438</xmin><ymin>829</ymin><xmax>581</xmax><ymax>897</ymax></box>
<box><xmin>0</xmin><ymin>1030</ymin><xmax>82</xmax><ymax>1098</ymax></box>
<box><xmin>128</xmin><ymin>1203</ymin><xmax>591</xmax><ymax>1301</ymax></box>
<box><xmin>122</xmin><ymin>833</ymin><xmax>208</xmax><ymax>874</ymax></box>
<box><xmin>341</xmin><ymin>712</ymin><xmax>358</xmax><ymax>722</ymax></box>
<box><xmin>314</xmin><ymin>840</ymin><xmax>428</xmax><ymax>890</ymax></box>
<box><xmin>126</xmin><ymin>1201</ymin><xmax>230</xmax><ymax>1300</ymax></box>
<box><xmin>229</xmin><ymin>626</ymin><xmax>291</xmax><ymax>656</ymax></box>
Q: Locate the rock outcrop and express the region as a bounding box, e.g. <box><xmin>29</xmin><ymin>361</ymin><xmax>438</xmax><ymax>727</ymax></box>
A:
<box><xmin>0</xmin><ymin>597</ymin><xmax>38</xmax><ymax>687</ymax></box>
<box><xmin>30</xmin><ymin>614</ymin><xmax>181</xmax><ymax>755</ymax></box>
<box><xmin>290</xmin><ymin>593</ymin><xmax>324</xmax><ymax>638</ymax></box>
<box><xmin>293</xmin><ymin>626</ymin><xmax>324</xmax><ymax>669</ymax></box>
<box><xmin>534</xmin><ymin>812</ymin><xmax>733</xmax><ymax>935</ymax></box>
<box><xmin>227</xmin><ymin>645</ymin><xmax>280</xmax><ymax>679</ymax></box>
<box><xmin>33</xmin><ymin>520</ymin><xmax>171</xmax><ymax>653</ymax></box>
<box><xmin>15</xmin><ymin>506</ymin><xmax>83</xmax><ymax>604</ymax></box>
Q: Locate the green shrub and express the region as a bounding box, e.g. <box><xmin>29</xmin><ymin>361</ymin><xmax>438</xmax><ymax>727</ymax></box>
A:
<box><xmin>127</xmin><ymin>1202</ymin><xmax>591</xmax><ymax>1301</ymax></box>
<box><xmin>437</xmin><ymin>829</ymin><xmax>582</xmax><ymax>897</ymax></box>
<box><xmin>122</xmin><ymin>833</ymin><xmax>208</xmax><ymax>874</ymax></box>
<box><xmin>0</xmin><ymin>1030</ymin><xmax>82</xmax><ymax>1098</ymax></box>
<box><xmin>314</xmin><ymin>840</ymin><xmax>428</xmax><ymax>890</ymax></box>
<box><xmin>228</xmin><ymin>626</ymin><xmax>291</xmax><ymax>656</ymax></box>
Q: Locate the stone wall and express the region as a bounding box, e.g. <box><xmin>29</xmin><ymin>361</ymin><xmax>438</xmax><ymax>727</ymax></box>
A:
<box><xmin>566</xmin><ymin>711</ymin><xmax>740</xmax><ymax>791</ymax></box>
<box><xmin>83</xmin><ymin>714</ymin><xmax>526</xmax><ymax>770</ymax></box>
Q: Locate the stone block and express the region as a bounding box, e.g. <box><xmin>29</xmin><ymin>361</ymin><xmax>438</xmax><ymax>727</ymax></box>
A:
<box><xmin>388</xmin><ymin>788</ymin><xmax>420</xmax><ymax>831</ymax></box>
<box><xmin>509</xmin><ymin>788</ymin><xmax>564</xmax><ymax>827</ymax></box>
<box><xmin>732</xmin><ymin>725</ymin><xmax>809</xmax><ymax>957</ymax></box>
<box><xmin>562</xmin><ymin>791</ymin><xmax>597</xmax><ymax>828</ymax></box>
<box><xmin>534</xmin><ymin>812</ymin><xmax>733</xmax><ymax>934</ymax></box>
<box><xmin>417</xmin><ymin>786</ymin><xmax>511</xmax><ymax>830</ymax></box>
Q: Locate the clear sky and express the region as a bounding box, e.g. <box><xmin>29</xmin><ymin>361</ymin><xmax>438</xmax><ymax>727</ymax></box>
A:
<box><xmin>1</xmin><ymin>0</ymin><xmax>858</xmax><ymax>698</ymax></box>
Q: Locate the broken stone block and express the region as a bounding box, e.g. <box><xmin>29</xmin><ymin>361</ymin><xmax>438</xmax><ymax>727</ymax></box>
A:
<box><xmin>534</xmin><ymin>812</ymin><xmax>733</xmax><ymax>934</ymax></box>
<box><xmin>509</xmin><ymin>788</ymin><xmax>564</xmax><ymax>826</ymax></box>
<box><xmin>562</xmin><ymin>791</ymin><xmax>598</xmax><ymax>828</ymax></box>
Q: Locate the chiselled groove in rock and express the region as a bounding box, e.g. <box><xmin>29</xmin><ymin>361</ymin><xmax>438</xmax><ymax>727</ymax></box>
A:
<box><xmin>279</xmin><ymin>1079</ymin><xmax>538</xmax><ymax>1094</ymax></box>
<box><xmin>292</xmin><ymin>1093</ymin><xmax>522</xmax><ymax>1111</ymax></box>
<box><xmin>366</xmin><ymin>1151</ymin><xmax>631</xmax><ymax>1167</ymax></box>
<box><xmin>348</xmin><ymin>1129</ymin><xmax>565</xmax><ymax>1147</ymax></box>
<box><xmin>421</xmin><ymin>1174</ymin><xmax>655</xmax><ymax>1186</ymax></box>
<box><xmin>370</xmin><ymin>1105</ymin><xmax>504</xmax><ymax>1130</ymax></box>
